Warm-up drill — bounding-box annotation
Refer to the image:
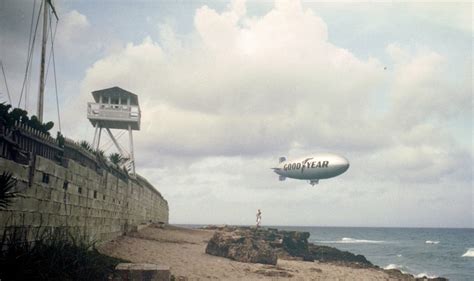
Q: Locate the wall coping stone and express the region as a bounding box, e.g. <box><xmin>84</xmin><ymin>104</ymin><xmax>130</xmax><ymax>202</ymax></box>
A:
<box><xmin>115</xmin><ymin>263</ymin><xmax>170</xmax><ymax>281</ymax></box>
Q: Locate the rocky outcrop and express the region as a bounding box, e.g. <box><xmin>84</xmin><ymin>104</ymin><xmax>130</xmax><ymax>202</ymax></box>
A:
<box><xmin>309</xmin><ymin>244</ymin><xmax>372</xmax><ymax>266</ymax></box>
<box><xmin>205</xmin><ymin>228</ymin><xmax>277</xmax><ymax>265</ymax></box>
<box><xmin>204</xmin><ymin>226</ymin><xmax>447</xmax><ymax>280</ymax></box>
<box><xmin>204</xmin><ymin>226</ymin><xmax>372</xmax><ymax>267</ymax></box>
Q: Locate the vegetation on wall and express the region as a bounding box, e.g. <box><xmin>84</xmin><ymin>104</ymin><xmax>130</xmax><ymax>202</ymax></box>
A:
<box><xmin>79</xmin><ymin>140</ymin><xmax>94</xmax><ymax>153</ymax></box>
<box><xmin>78</xmin><ymin>140</ymin><xmax>109</xmax><ymax>164</ymax></box>
<box><xmin>108</xmin><ymin>152</ymin><xmax>128</xmax><ymax>166</ymax></box>
<box><xmin>56</xmin><ymin>131</ymin><xmax>65</xmax><ymax>148</ymax></box>
<box><xmin>0</xmin><ymin>103</ymin><xmax>54</xmax><ymax>136</ymax></box>
<box><xmin>0</xmin><ymin>172</ymin><xmax>17</xmax><ymax>209</ymax></box>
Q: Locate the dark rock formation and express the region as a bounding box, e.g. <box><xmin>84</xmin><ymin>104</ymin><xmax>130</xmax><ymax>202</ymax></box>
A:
<box><xmin>205</xmin><ymin>226</ymin><xmax>372</xmax><ymax>267</ymax></box>
<box><xmin>204</xmin><ymin>226</ymin><xmax>447</xmax><ymax>281</ymax></box>
<box><xmin>308</xmin><ymin>244</ymin><xmax>372</xmax><ymax>266</ymax></box>
<box><xmin>205</xmin><ymin>230</ymin><xmax>277</xmax><ymax>265</ymax></box>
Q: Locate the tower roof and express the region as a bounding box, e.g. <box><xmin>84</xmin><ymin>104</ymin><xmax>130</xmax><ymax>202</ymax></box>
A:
<box><xmin>92</xmin><ymin>86</ymin><xmax>139</xmax><ymax>105</ymax></box>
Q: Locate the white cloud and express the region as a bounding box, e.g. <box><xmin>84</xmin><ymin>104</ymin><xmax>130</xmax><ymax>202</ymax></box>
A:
<box><xmin>56</xmin><ymin>10</ymin><xmax>90</xmax><ymax>50</ymax></box>
<box><xmin>385</xmin><ymin>43</ymin><xmax>471</xmax><ymax>131</ymax></box>
<box><xmin>405</xmin><ymin>2</ymin><xmax>472</xmax><ymax>33</ymax></box>
<box><xmin>74</xmin><ymin>0</ymin><xmax>385</xmax><ymax>158</ymax></box>
<box><xmin>61</xmin><ymin>0</ymin><xmax>472</xmax><ymax>226</ymax></box>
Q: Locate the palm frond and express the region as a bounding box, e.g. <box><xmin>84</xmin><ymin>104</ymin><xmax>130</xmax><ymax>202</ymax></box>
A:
<box><xmin>0</xmin><ymin>172</ymin><xmax>18</xmax><ymax>209</ymax></box>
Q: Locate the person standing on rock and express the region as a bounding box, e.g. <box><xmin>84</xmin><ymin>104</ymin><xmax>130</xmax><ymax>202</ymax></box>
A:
<box><xmin>256</xmin><ymin>209</ymin><xmax>262</xmax><ymax>228</ymax></box>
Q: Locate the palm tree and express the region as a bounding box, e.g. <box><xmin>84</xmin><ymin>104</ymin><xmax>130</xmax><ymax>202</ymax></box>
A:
<box><xmin>79</xmin><ymin>140</ymin><xmax>93</xmax><ymax>153</ymax></box>
<box><xmin>0</xmin><ymin>172</ymin><xmax>18</xmax><ymax>209</ymax></box>
<box><xmin>108</xmin><ymin>153</ymin><xmax>123</xmax><ymax>166</ymax></box>
<box><xmin>95</xmin><ymin>149</ymin><xmax>107</xmax><ymax>163</ymax></box>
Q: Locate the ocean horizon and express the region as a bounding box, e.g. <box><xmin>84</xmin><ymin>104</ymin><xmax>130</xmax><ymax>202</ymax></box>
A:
<box><xmin>178</xmin><ymin>224</ymin><xmax>474</xmax><ymax>281</ymax></box>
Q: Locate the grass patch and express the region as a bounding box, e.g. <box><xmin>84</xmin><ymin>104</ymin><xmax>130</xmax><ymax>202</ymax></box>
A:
<box><xmin>0</xmin><ymin>227</ymin><xmax>128</xmax><ymax>281</ymax></box>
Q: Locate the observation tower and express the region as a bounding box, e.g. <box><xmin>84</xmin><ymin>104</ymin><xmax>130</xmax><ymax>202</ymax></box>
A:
<box><xmin>87</xmin><ymin>87</ymin><xmax>140</xmax><ymax>175</ymax></box>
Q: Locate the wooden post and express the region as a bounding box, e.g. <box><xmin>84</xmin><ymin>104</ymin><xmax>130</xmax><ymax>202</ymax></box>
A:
<box><xmin>37</xmin><ymin>0</ymin><xmax>48</xmax><ymax>122</ymax></box>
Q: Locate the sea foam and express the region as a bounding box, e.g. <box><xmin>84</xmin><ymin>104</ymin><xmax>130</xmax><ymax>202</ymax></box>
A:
<box><xmin>384</xmin><ymin>264</ymin><xmax>409</xmax><ymax>274</ymax></box>
<box><xmin>425</xmin><ymin>240</ymin><xmax>440</xmax><ymax>244</ymax></box>
<box><xmin>315</xmin><ymin>237</ymin><xmax>385</xmax><ymax>244</ymax></box>
<box><xmin>384</xmin><ymin>263</ymin><xmax>403</xmax><ymax>270</ymax></box>
<box><xmin>385</xmin><ymin>264</ymin><xmax>438</xmax><ymax>279</ymax></box>
<box><xmin>416</xmin><ymin>273</ymin><xmax>438</xmax><ymax>279</ymax></box>
<box><xmin>462</xmin><ymin>248</ymin><xmax>474</xmax><ymax>257</ymax></box>
<box><xmin>340</xmin><ymin>237</ymin><xmax>384</xmax><ymax>243</ymax></box>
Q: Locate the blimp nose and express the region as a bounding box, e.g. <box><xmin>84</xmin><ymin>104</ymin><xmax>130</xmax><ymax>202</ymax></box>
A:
<box><xmin>336</xmin><ymin>157</ymin><xmax>350</xmax><ymax>174</ymax></box>
<box><xmin>342</xmin><ymin>160</ymin><xmax>350</xmax><ymax>173</ymax></box>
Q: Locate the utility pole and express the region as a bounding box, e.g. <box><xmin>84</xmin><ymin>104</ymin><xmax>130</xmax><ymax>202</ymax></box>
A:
<box><xmin>37</xmin><ymin>0</ymin><xmax>48</xmax><ymax>122</ymax></box>
<box><xmin>37</xmin><ymin>0</ymin><xmax>58</xmax><ymax>122</ymax></box>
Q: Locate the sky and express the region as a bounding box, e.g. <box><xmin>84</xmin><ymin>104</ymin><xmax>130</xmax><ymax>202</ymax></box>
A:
<box><xmin>0</xmin><ymin>0</ymin><xmax>472</xmax><ymax>228</ymax></box>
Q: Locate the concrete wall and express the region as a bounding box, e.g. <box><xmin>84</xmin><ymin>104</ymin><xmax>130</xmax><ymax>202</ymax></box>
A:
<box><xmin>0</xmin><ymin>155</ymin><xmax>168</xmax><ymax>243</ymax></box>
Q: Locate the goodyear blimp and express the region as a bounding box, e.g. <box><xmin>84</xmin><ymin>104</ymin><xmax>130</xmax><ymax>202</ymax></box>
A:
<box><xmin>272</xmin><ymin>154</ymin><xmax>349</xmax><ymax>186</ymax></box>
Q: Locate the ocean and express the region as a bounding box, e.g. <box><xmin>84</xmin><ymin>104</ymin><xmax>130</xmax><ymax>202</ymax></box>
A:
<box><xmin>275</xmin><ymin>226</ymin><xmax>474</xmax><ymax>281</ymax></box>
<box><xmin>183</xmin><ymin>224</ymin><xmax>473</xmax><ymax>280</ymax></box>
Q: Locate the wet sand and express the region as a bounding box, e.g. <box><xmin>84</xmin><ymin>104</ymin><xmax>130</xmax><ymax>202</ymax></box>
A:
<box><xmin>98</xmin><ymin>225</ymin><xmax>411</xmax><ymax>280</ymax></box>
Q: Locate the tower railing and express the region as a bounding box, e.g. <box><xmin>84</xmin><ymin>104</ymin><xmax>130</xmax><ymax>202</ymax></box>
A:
<box><xmin>87</xmin><ymin>103</ymin><xmax>140</xmax><ymax>122</ymax></box>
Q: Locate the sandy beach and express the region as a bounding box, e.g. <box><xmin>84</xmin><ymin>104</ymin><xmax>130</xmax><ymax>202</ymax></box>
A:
<box><xmin>98</xmin><ymin>225</ymin><xmax>419</xmax><ymax>280</ymax></box>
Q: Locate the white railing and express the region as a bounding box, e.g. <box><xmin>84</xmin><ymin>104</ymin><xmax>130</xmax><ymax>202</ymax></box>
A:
<box><xmin>87</xmin><ymin>103</ymin><xmax>140</xmax><ymax>120</ymax></box>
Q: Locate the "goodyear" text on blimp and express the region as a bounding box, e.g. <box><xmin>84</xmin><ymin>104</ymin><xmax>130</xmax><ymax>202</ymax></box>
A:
<box><xmin>283</xmin><ymin>161</ymin><xmax>329</xmax><ymax>171</ymax></box>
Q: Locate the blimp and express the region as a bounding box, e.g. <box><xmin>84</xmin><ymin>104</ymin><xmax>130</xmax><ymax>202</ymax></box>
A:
<box><xmin>272</xmin><ymin>154</ymin><xmax>349</xmax><ymax>186</ymax></box>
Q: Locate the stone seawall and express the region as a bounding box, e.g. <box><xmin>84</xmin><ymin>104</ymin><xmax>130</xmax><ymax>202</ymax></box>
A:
<box><xmin>0</xmin><ymin>155</ymin><xmax>168</xmax><ymax>243</ymax></box>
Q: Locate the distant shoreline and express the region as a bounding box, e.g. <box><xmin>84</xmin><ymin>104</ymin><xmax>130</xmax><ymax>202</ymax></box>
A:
<box><xmin>174</xmin><ymin>223</ymin><xmax>473</xmax><ymax>230</ymax></box>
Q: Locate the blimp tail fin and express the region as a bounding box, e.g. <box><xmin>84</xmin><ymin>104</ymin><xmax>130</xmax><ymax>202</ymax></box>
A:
<box><xmin>279</xmin><ymin>175</ymin><xmax>286</xmax><ymax>181</ymax></box>
<box><xmin>279</xmin><ymin>156</ymin><xmax>286</xmax><ymax>163</ymax></box>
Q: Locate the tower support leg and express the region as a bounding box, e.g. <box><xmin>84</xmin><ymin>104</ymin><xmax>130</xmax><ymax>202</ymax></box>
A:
<box><xmin>128</xmin><ymin>125</ymin><xmax>135</xmax><ymax>175</ymax></box>
<box><xmin>96</xmin><ymin>127</ymin><xmax>102</xmax><ymax>151</ymax></box>
<box><xmin>92</xmin><ymin>123</ymin><xmax>99</xmax><ymax>149</ymax></box>
<box><xmin>105</xmin><ymin>128</ymin><xmax>126</xmax><ymax>156</ymax></box>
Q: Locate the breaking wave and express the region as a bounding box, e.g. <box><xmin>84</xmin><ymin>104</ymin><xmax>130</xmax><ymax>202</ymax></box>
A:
<box><xmin>416</xmin><ymin>273</ymin><xmax>438</xmax><ymax>279</ymax></box>
<box><xmin>315</xmin><ymin>237</ymin><xmax>385</xmax><ymax>244</ymax></box>
<box><xmin>385</xmin><ymin>264</ymin><xmax>438</xmax><ymax>279</ymax></box>
<box><xmin>462</xmin><ymin>248</ymin><xmax>474</xmax><ymax>257</ymax></box>
<box><xmin>384</xmin><ymin>264</ymin><xmax>409</xmax><ymax>273</ymax></box>
<box><xmin>340</xmin><ymin>237</ymin><xmax>385</xmax><ymax>243</ymax></box>
<box><xmin>384</xmin><ymin>263</ymin><xmax>403</xmax><ymax>270</ymax></box>
<box><xmin>425</xmin><ymin>240</ymin><xmax>440</xmax><ymax>244</ymax></box>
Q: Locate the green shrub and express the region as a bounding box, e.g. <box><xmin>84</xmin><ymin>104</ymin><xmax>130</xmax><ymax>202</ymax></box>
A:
<box><xmin>0</xmin><ymin>227</ymin><xmax>127</xmax><ymax>281</ymax></box>
<box><xmin>0</xmin><ymin>103</ymin><xmax>55</xmax><ymax>135</ymax></box>
<box><xmin>0</xmin><ymin>172</ymin><xmax>17</xmax><ymax>209</ymax></box>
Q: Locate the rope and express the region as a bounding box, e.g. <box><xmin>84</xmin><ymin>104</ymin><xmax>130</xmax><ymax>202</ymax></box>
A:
<box><xmin>18</xmin><ymin>0</ymin><xmax>43</xmax><ymax>108</ymax></box>
<box><xmin>0</xmin><ymin>61</ymin><xmax>12</xmax><ymax>104</ymax></box>
<box><xmin>44</xmin><ymin>8</ymin><xmax>56</xmax><ymax>84</ymax></box>
<box><xmin>49</xmin><ymin>12</ymin><xmax>61</xmax><ymax>132</ymax></box>
<box><xmin>24</xmin><ymin>0</ymin><xmax>37</xmax><ymax>109</ymax></box>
